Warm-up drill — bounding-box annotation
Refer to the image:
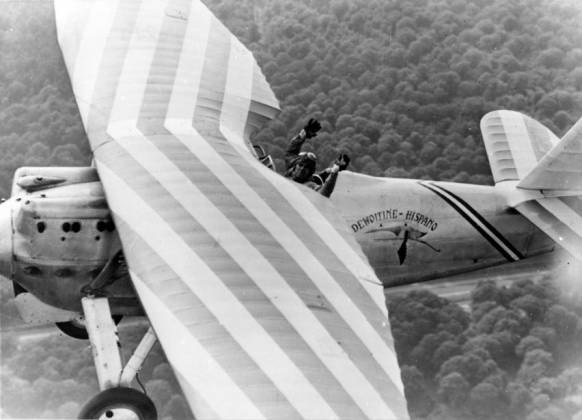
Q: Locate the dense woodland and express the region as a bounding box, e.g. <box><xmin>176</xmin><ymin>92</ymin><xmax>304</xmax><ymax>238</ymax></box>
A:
<box><xmin>2</xmin><ymin>275</ymin><xmax>582</xmax><ymax>420</ymax></box>
<box><xmin>0</xmin><ymin>0</ymin><xmax>581</xmax><ymax>197</ymax></box>
<box><xmin>1</xmin><ymin>0</ymin><xmax>582</xmax><ymax>418</ymax></box>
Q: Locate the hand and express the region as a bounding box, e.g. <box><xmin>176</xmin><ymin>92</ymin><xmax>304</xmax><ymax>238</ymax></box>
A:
<box><xmin>335</xmin><ymin>153</ymin><xmax>350</xmax><ymax>171</ymax></box>
<box><xmin>304</xmin><ymin>118</ymin><xmax>321</xmax><ymax>139</ymax></box>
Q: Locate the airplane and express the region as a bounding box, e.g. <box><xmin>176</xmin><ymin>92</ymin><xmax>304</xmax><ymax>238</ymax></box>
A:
<box><xmin>0</xmin><ymin>0</ymin><xmax>580</xmax><ymax>419</ymax></box>
<box><xmin>332</xmin><ymin>106</ymin><xmax>582</xmax><ymax>288</ymax></box>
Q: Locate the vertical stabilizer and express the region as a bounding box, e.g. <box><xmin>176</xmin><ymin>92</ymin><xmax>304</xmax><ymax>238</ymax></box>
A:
<box><xmin>480</xmin><ymin>110</ymin><xmax>559</xmax><ymax>184</ymax></box>
<box><xmin>517</xmin><ymin>117</ymin><xmax>582</xmax><ymax>191</ymax></box>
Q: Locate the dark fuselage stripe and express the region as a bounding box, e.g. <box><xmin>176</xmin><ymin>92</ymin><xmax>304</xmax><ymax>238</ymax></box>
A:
<box><xmin>430</xmin><ymin>182</ymin><xmax>524</xmax><ymax>259</ymax></box>
<box><xmin>419</xmin><ymin>181</ymin><xmax>523</xmax><ymax>262</ymax></box>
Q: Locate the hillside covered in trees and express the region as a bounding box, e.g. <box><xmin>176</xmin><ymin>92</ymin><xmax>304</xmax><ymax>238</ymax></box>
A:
<box><xmin>0</xmin><ymin>0</ymin><xmax>581</xmax><ymax>197</ymax></box>
<box><xmin>390</xmin><ymin>275</ymin><xmax>582</xmax><ymax>420</ymax></box>
<box><xmin>3</xmin><ymin>275</ymin><xmax>582</xmax><ymax>420</ymax></box>
<box><xmin>1</xmin><ymin>0</ymin><xmax>582</xmax><ymax>419</ymax></box>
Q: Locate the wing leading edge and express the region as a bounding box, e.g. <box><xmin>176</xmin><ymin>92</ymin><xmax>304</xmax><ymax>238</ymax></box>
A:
<box><xmin>54</xmin><ymin>0</ymin><xmax>409</xmax><ymax>419</ymax></box>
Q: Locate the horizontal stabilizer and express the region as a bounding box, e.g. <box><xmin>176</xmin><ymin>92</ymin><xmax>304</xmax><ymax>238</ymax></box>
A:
<box><xmin>518</xmin><ymin>117</ymin><xmax>582</xmax><ymax>191</ymax></box>
<box><xmin>480</xmin><ymin>110</ymin><xmax>559</xmax><ymax>184</ymax></box>
<box><xmin>515</xmin><ymin>196</ymin><xmax>582</xmax><ymax>259</ymax></box>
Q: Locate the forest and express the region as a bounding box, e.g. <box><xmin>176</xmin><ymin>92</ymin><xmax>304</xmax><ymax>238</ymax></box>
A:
<box><xmin>0</xmin><ymin>0</ymin><xmax>581</xmax><ymax>418</ymax></box>
<box><xmin>3</xmin><ymin>274</ymin><xmax>582</xmax><ymax>420</ymax></box>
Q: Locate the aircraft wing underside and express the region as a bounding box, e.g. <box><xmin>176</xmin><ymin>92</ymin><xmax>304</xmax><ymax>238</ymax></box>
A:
<box><xmin>54</xmin><ymin>0</ymin><xmax>408</xmax><ymax>419</ymax></box>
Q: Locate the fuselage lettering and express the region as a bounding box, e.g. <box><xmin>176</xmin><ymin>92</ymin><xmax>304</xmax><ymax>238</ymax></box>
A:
<box><xmin>352</xmin><ymin>208</ymin><xmax>439</xmax><ymax>233</ymax></box>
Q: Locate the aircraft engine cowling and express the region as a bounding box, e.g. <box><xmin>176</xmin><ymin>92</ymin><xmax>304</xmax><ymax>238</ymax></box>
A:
<box><xmin>0</xmin><ymin>167</ymin><xmax>138</xmax><ymax>314</ymax></box>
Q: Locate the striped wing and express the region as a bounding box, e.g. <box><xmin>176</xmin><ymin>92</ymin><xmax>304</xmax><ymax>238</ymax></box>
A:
<box><xmin>54</xmin><ymin>0</ymin><xmax>408</xmax><ymax>419</ymax></box>
<box><xmin>516</xmin><ymin>197</ymin><xmax>582</xmax><ymax>259</ymax></box>
<box><xmin>480</xmin><ymin>110</ymin><xmax>559</xmax><ymax>183</ymax></box>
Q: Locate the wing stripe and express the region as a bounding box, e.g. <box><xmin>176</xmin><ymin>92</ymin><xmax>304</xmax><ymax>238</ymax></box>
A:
<box><xmin>71</xmin><ymin>0</ymin><xmax>142</xmax><ymax>148</ymax></box>
<box><xmin>103</xmin><ymin>143</ymin><xmax>369</xmax><ymax>419</ymax></box>
<box><xmin>109</xmin><ymin>0</ymin><xmax>168</xmax><ymax>131</ymax></box>
<box><xmin>223</xmin><ymin>154</ymin><xmax>406</xmax><ymax>403</ymax></box>
<box><xmin>138</xmin><ymin>0</ymin><xmax>192</xmax><ymax>130</ymax></box>
<box><xmin>166</xmin><ymin>122</ymin><xmax>405</xmax><ymax>404</ymax></box>
<box><xmin>130</xmin><ymin>271</ymin><xmax>266</xmax><ymax>420</ymax></box>
<box><xmin>58</xmin><ymin>0</ymin><xmax>408</xmax><ymax>416</ymax></box>
<box><xmin>105</xmin><ymin>13</ymin><xmax>342</xmax><ymax>416</ymax></box>
<box><xmin>172</xmin><ymin>371</ymin><xmax>221</xmax><ymax>420</ymax></box>
<box><xmin>240</xmin><ymin>153</ymin><xmax>391</xmax><ymax>317</ymax></box>
<box><xmin>120</xmin><ymin>220</ymin><xmax>310</xmax><ymax>420</ymax></box>
<box><xmin>420</xmin><ymin>182</ymin><xmax>523</xmax><ymax>261</ymax></box>
<box><xmin>167</xmin><ymin>32</ymin><xmax>401</xmax><ymax>387</ymax></box>
<box><xmin>561</xmin><ymin>196</ymin><xmax>582</xmax><ymax>209</ymax></box>
<box><xmin>187</xmin><ymin>26</ymin><xmax>389</xmax><ymax>322</ymax></box>
<box><xmin>219</xmin><ymin>36</ymin><xmax>253</xmax><ymax>148</ymax></box>
<box><xmin>55</xmin><ymin>0</ymin><xmax>121</xmax><ymax>127</ymax></box>
<box><xmin>104</xmin><ymin>5</ymin><xmax>399</xmax><ymax>416</ymax></box>
<box><xmin>537</xmin><ymin>199</ymin><xmax>582</xmax><ymax>237</ymax></box>
<box><xmin>105</xmin><ymin>130</ymin><xmax>397</xmax><ymax>419</ymax></box>
<box><xmin>98</xmin><ymin>158</ymin><xmax>340</xmax><ymax>419</ymax></box>
<box><xmin>164</xmin><ymin>6</ymin><xmax>403</xmax><ymax>399</ymax></box>
<box><xmin>141</xmin><ymin>7</ymin><xmax>403</xmax><ymax>414</ymax></box>
<box><xmin>103</xmin><ymin>7</ymin><xmax>339</xmax><ymax>416</ymax></box>
<box><xmin>166</xmin><ymin>0</ymin><xmax>212</xmax><ymax>123</ymax></box>
<box><xmin>516</xmin><ymin>200</ymin><xmax>582</xmax><ymax>256</ymax></box>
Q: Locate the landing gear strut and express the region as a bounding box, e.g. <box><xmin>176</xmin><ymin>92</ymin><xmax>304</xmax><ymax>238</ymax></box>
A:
<box><xmin>79</xmin><ymin>297</ymin><xmax>158</xmax><ymax>420</ymax></box>
<box><xmin>56</xmin><ymin>315</ymin><xmax>123</xmax><ymax>340</ymax></box>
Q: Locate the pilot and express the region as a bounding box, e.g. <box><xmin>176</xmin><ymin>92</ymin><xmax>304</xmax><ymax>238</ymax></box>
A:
<box><xmin>285</xmin><ymin>118</ymin><xmax>350</xmax><ymax>198</ymax></box>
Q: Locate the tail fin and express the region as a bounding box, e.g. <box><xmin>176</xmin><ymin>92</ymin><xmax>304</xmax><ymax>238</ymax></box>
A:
<box><xmin>480</xmin><ymin>110</ymin><xmax>559</xmax><ymax>184</ymax></box>
<box><xmin>481</xmin><ymin>111</ymin><xmax>582</xmax><ymax>260</ymax></box>
<box><xmin>481</xmin><ymin>110</ymin><xmax>582</xmax><ymax>191</ymax></box>
<box><xmin>518</xmin><ymin>117</ymin><xmax>582</xmax><ymax>191</ymax></box>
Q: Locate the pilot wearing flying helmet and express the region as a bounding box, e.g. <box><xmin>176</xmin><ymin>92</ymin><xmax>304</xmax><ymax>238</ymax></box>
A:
<box><xmin>284</xmin><ymin>118</ymin><xmax>350</xmax><ymax>198</ymax></box>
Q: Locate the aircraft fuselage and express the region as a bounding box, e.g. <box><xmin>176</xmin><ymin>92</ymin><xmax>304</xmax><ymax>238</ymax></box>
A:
<box><xmin>0</xmin><ymin>167</ymin><xmax>557</xmax><ymax>318</ymax></box>
<box><xmin>332</xmin><ymin>171</ymin><xmax>557</xmax><ymax>287</ymax></box>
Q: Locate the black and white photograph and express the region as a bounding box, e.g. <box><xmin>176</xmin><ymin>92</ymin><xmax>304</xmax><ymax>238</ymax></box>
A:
<box><xmin>0</xmin><ymin>0</ymin><xmax>581</xmax><ymax>419</ymax></box>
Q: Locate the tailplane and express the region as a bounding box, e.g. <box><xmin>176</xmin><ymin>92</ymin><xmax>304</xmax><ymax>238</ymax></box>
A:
<box><xmin>480</xmin><ymin>111</ymin><xmax>582</xmax><ymax>260</ymax></box>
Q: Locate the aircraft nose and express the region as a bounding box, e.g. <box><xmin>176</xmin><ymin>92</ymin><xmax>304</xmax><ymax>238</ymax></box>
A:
<box><xmin>0</xmin><ymin>199</ymin><xmax>13</xmax><ymax>279</ymax></box>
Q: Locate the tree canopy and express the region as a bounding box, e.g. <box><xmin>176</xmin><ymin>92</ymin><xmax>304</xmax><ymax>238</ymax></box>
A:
<box><xmin>0</xmin><ymin>0</ymin><xmax>581</xmax><ymax>198</ymax></box>
<box><xmin>388</xmin><ymin>276</ymin><xmax>582</xmax><ymax>420</ymax></box>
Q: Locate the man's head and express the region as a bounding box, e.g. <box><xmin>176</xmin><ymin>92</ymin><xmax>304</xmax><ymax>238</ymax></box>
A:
<box><xmin>291</xmin><ymin>152</ymin><xmax>317</xmax><ymax>183</ymax></box>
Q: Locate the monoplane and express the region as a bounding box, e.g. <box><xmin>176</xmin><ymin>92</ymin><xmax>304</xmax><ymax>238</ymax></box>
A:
<box><xmin>0</xmin><ymin>0</ymin><xmax>580</xmax><ymax>419</ymax></box>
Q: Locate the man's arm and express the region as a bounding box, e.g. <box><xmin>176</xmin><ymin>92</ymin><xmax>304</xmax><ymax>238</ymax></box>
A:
<box><xmin>314</xmin><ymin>153</ymin><xmax>350</xmax><ymax>198</ymax></box>
<box><xmin>316</xmin><ymin>165</ymin><xmax>340</xmax><ymax>198</ymax></box>
<box><xmin>284</xmin><ymin>118</ymin><xmax>321</xmax><ymax>171</ymax></box>
<box><xmin>284</xmin><ymin>130</ymin><xmax>307</xmax><ymax>171</ymax></box>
